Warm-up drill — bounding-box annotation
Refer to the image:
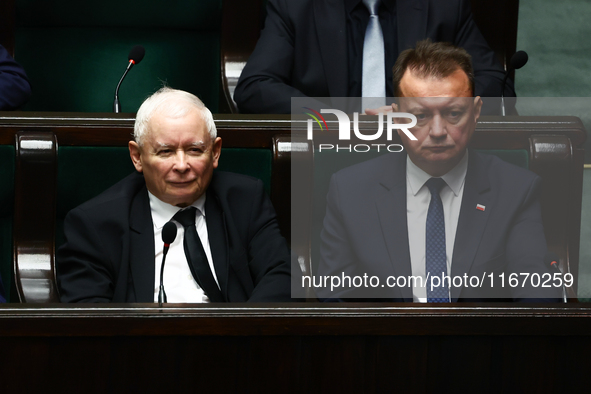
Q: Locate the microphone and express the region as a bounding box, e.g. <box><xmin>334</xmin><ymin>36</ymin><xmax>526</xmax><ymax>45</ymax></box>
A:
<box><xmin>545</xmin><ymin>252</ymin><xmax>560</xmax><ymax>273</ymax></box>
<box><xmin>510</xmin><ymin>50</ymin><xmax>529</xmax><ymax>70</ymax></box>
<box><xmin>158</xmin><ymin>221</ymin><xmax>177</xmax><ymax>307</ymax></box>
<box><xmin>545</xmin><ymin>252</ymin><xmax>567</xmax><ymax>303</ymax></box>
<box><xmin>501</xmin><ymin>50</ymin><xmax>528</xmax><ymax>116</ymax></box>
<box><xmin>113</xmin><ymin>45</ymin><xmax>145</xmax><ymax>113</ymax></box>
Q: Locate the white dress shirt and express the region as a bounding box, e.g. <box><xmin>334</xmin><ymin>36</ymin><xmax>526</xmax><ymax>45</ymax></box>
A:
<box><xmin>149</xmin><ymin>192</ymin><xmax>219</xmax><ymax>303</ymax></box>
<box><xmin>406</xmin><ymin>152</ymin><xmax>468</xmax><ymax>302</ymax></box>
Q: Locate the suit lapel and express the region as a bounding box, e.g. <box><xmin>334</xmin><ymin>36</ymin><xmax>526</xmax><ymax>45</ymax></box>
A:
<box><xmin>129</xmin><ymin>185</ymin><xmax>156</xmax><ymax>302</ymax></box>
<box><xmin>314</xmin><ymin>0</ymin><xmax>348</xmax><ymax>97</ymax></box>
<box><xmin>375</xmin><ymin>154</ymin><xmax>413</xmax><ymax>300</ymax></box>
<box><xmin>450</xmin><ymin>151</ymin><xmax>492</xmax><ymax>301</ymax></box>
<box><xmin>397</xmin><ymin>0</ymin><xmax>427</xmax><ymax>51</ymax></box>
<box><xmin>205</xmin><ymin>190</ymin><xmax>229</xmax><ymax>301</ymax></box>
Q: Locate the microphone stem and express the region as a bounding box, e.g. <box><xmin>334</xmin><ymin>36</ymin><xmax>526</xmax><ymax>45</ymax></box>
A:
<box><xmin>500</xmin><ymin>71</ymin><xmax>510</xmax><ymax>117</ymax></box>
<box><xmin>158</xmin><ymin>245</ymin><xmax>170</xmax><ymax>307</ymax></box>
<box><xmin>113</xmin><ymin>62</ymin><xmax>133</xmax><ymax>113</ymax></box>
<box><xmin>551</xmin><ymin>262</ymin><xmax>568</xmax><ymax>303</ymax></box>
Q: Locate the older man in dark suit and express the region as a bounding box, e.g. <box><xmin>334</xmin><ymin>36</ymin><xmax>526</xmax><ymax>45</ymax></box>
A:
<box><xmin>57</xmin><ymin>87</ymin><xmax>293</xmax><ymax>303</ymax></box>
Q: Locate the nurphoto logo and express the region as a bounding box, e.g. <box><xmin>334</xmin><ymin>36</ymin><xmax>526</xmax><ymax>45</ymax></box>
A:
<box><xmin>304</xmin><ymin>108</ymin><xmax>417</xmax><ymax>153</ymax></box>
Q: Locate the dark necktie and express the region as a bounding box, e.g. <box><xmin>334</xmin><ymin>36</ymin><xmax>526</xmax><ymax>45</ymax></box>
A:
<box><xmin>361</xmin><ymin>0</ymin><xmax>386</xmax><ymax>109</ymax></box>
<box><xmin>173</xmin><ymin>207</ymin><xmax>224</xmax><ymax>302</ymax></box>
<box><xmin>425</xmin><ymin>178</ymin><xmax>449</xmax><ymax>303</ymax></box>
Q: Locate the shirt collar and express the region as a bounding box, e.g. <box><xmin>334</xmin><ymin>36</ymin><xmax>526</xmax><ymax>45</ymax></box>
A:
<box><xmin>407</xmin><ymin>151</ymin><xmax>469</xmax><ymax>197</ymax></box>
<box><xmin>345</xmin><ymin>0</ymin><xmax>396</xmax><ymax>14</ymax></box>
<box><xmin>148</xmin><ymin>191</ymin><xmax>206</xmax><ymax>230</ymax></box>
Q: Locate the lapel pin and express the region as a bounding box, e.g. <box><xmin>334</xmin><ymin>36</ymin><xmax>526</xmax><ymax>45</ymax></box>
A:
<box><xmin>476</xmin><ymin>204</ymin><xmax>485</xmax><ymax>211</ymax></box>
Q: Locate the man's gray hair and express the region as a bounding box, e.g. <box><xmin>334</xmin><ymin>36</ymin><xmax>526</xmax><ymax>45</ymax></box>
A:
<box><xmin>134</xmin><ymin>87</ymin><xmax>217</xmax><ymax>146</ymax></box>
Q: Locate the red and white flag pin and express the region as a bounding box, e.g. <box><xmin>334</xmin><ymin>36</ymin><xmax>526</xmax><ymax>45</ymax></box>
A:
<box><xmin>476</xmin><ymin>204</ymin><xmax>486</xmax><ymax>211</ymax></box>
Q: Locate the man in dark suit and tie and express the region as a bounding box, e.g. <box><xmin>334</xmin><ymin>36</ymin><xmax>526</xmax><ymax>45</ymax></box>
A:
<box><xmin>234</xmin><ymin>0</ymin><xmax>511</xmax><ymax>114</ymax></box>
<box><xmin>317</xmin><ymin>40</ymin><xmax>560</xmax><ymax>302</ymax></box>
<box><xmin>57</xmin><ymin>87</ymin><xmax>293</xmax><ymax>303</ymax></box>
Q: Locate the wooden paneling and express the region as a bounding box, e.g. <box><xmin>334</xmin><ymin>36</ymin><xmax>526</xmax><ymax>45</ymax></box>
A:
<box><xmin>0</xmin><ymin>304</ymin><xmax>591</xmax><ymax>392</ymax></box>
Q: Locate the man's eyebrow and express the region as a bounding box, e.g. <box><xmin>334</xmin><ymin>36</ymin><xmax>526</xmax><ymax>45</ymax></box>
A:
<box><xmin>154</xmin><ymin>141</ymin><xmax>207</xmax><ymax>148</ymax></box>
<box><xmin>445</xmin><ymin>102</ymin><xmax>470</xmax><ymax>110</ymax></box>
<box><xmin>405</xmin><ymin>105</ymin><xmax>429</xmax><ymax>113</ymax></box>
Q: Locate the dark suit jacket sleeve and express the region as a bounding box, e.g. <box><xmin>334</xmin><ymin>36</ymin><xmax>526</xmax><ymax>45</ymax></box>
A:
<box><xmin>454</xmin><ymin>0</ymin><xmax>514</xmax><ymax>97</ymax></box>
<box><xmin>0</xmin><ymin>45</ymin><xmax>32</xmax><ymax>110</ymax></box>
<box><xmin>317</xmin><ymin>174</ymin><xmax>367</xmax><ymax>300</ymax></box>
<box><xmin>234</xmin><ymin>0</ymin><xmax>308</xmax><ymax>114</ymax></box>
<box><xmin>0</xmin><ymin>273</ymin><xmax>6</xmax><ymax>303</ymax></box>
<box><xmin>504</xmin><ymin>175</ymin><xmax>560</xmax><ymax>301</ymax></box>
<box><xmin>57</xmin><ymin>207</ymin><xmax>118</xmax><ymax>303</ymax></box>
<box><xmin>242</xmin><ymin>178</ymin><xmax>296</xmax><ymax>302</ymax></box>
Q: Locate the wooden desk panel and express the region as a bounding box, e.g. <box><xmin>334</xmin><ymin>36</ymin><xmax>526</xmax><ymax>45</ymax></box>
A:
<box><xmin>1</xmin><ymin>304</ymin><xmax>591</xmax><ymax>392</ymax></box>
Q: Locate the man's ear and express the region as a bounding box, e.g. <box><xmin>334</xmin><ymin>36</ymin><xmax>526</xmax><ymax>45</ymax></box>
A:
<box><xmin>212</xmin><ymin>137</ymin><xmax>222</xmax><ymax>169</ymax></box>
<box><xmin>129</xmin><ymin>141</ymin><xmax>143</xmax><ymax>173</ymax></box>
<box><xmin>473</xmin><ymin>96</ymin><xmax>483</xmax><ymax>122</ymax></box>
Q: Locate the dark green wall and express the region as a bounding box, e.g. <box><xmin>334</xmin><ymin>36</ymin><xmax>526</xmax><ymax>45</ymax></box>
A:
<box><xmin>15</xmin><ymin>1</ymin><xmax>222</xmax><ymax>113</ymax></box>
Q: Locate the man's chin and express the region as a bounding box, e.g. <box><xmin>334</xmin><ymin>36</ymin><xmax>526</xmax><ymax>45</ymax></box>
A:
<box><xmin>163</xmin><ymin>190</ymin><xmax>202</xmax><ymax>207</ymax></box>
<box><xmin>416</xmin><ymin>154</ymin><xmax>450</xmax><ymax>167</ymax></box>
<box><xmin>424</xmin><ymin>146</ymin><xmax>454</xmax><ymax>155</ymax></box>
<box><xmin>412</xmin><ymin>155</ymin><xmax>458</xmax><ymax>176</ymax></box>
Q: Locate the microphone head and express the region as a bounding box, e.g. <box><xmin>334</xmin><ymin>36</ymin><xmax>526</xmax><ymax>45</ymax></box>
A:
<box><xmin>128</xmin><ymin>45</ymin><xmax>145</xmax><ymax>65</ymax></box>
<box><xmin>510</xmin><ymin>50</ymin><xmax>528</xmax><ymax>70</ymax></box>
<box><xmin>162</xmin><ymin>221</ymin><xmax>177</xmax><ymax>245</ymax></box>
<box><xmin>544</xmin><ymin>252</ymin><xmax>560</xmax><ymax>270</ymax></box>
